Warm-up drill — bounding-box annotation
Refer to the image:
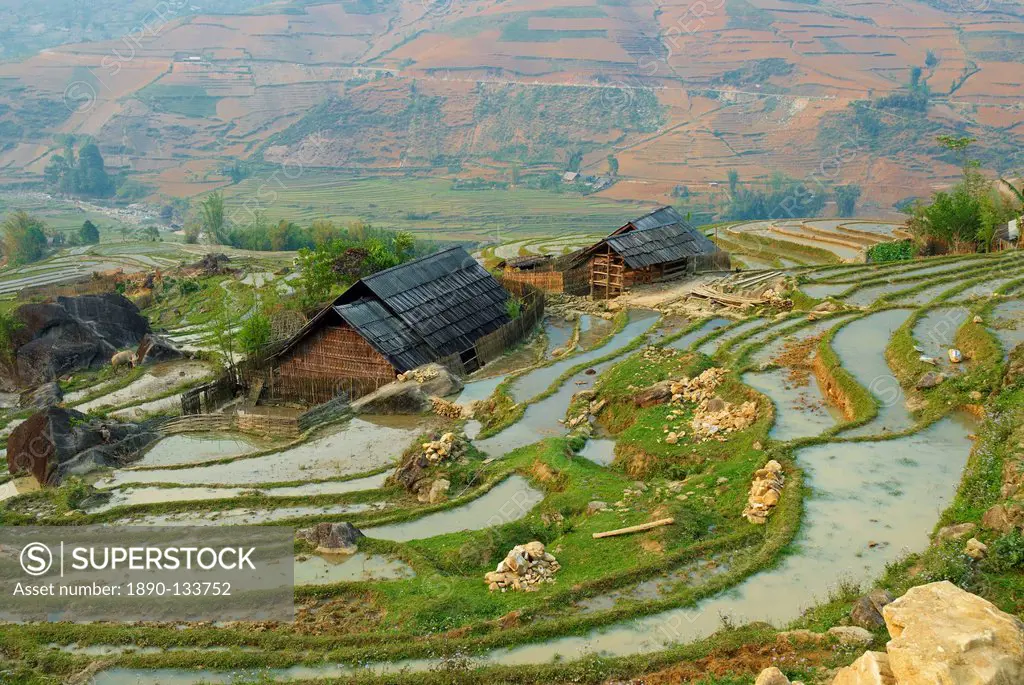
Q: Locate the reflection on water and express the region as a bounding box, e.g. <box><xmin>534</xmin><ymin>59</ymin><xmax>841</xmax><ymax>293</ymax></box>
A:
<box><xmin>132</xmin><ymin>434</ymin><xmax>263</xmax><ymax>468</ymax></box>
<box><xmin>744</xmin><ymin>369</ymin><xmax>842</xmax><ymax>441</ymax></box>
<box><xmin>294</xmin><ymin>552</ymin><xmax>415</xmax><ymax>585</ymax></box>
<box><xmin>364</xmin><ymin>476</ymin><xmax>543</xmax><ymax>542</ymax></box>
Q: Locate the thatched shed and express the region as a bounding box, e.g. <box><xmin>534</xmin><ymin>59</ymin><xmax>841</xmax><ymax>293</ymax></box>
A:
<box><xmin>272</xmin><ymin>247</ymin><xmax>513</xmax><ymax>400</ymax></box>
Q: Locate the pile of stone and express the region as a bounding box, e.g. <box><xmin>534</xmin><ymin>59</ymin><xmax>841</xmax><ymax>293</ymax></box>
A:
<box><xmin>431</xmin><ymin>397</ymin><xmax>465</xmax><ymax>419</ymax></box>
<box><xmin>397</xmin><ymin>366</ymin><xmax>440</xmax><ymax>383</ymax></box>
<box><xmin>670</xmin><ymin>367</ymin><xmax>729</xmax><ymax>404</ymax></box>
<box><xmin>422</xmin><ymin>432</ymin><xmax>461</xmax><ymax>465</ymax></box>
<box><xmin>484</xmin><ymin>541</ymin><xmax>560</xmax><ymax>592</ymax></box>
<box><xmin>691</xmin><ymin>397</ymin><xmax>758</xmax><ymax>442</ymax></box>
<box><xmin>742</xmin><ymin>460</ymin><xmax>784</xmax><ymax>524</ymax></box>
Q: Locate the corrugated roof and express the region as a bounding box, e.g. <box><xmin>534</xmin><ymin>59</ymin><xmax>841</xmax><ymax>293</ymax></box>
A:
<box><xmin>349</xmin><ymin>246</ymin><xmax>511</xmax><ymax>358</ymax></box>
<box><xmin>334</xmin><ymin>298</ymin><xmax>436</xmax><ymax>371</ymax></box>
<box><xmin>605</xmin><ymin>221</ymin><xmax>718</xmax><ymax>268</ymax></box>
<box><xmin>277</xmin><ymin>246</ymin><xmax>512</xmax><ymax>372</ymax></box>
<box><xmin>629</xmin><ymin>206</ymin><xmax>692</xmax><ymax>232</ymax></box>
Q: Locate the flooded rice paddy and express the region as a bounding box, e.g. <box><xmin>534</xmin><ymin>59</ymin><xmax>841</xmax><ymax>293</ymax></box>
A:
<box><xmin>101</xmin><ymin>416</ymin><xmax>422</xmax><ymax>487</ymax></box>
<box><xmin>92</xmin><ymin>473</ymin><xmax>390</xmax><ymax>513</ymax></box>
<box><xmin>363</xmin><ymin>476</ymin><xmax>543</xmax><ymax>542</ymax></box>
<box><xmin>666</xmin><ymin>317</ymin><xmax>731</xmax><ymax>351</ymax></box>
<box><xmin>293</xmin><ymin>552</ymin><xmax>415</xmax><ymax>585</ymax></box>
<box><xmin>831</xmin><ymin>309</ymin><xmax>915</xmax><ymax>437</ymax></box>
<box><xmin>989</xmin><ymin>299</ymin><xmax>1024</xmax><ymax>356</ymax></box>
<box><xmin>113</xmin><ymin>502</ymin><xmax>381</xmax><ymax>527</ymax></box>
<box><xmin>131</xmin><ymin>434</ymin><xmax>265</xmax><ymax>468</ymax></box>
<box><xmin>509</xmin><ymin>311</ymin><xmax>657</xmax><ymax>403</ymax></box>
<box><xmin>743</xmin><ymin>369</ymin><xmax>842</xmax><ymax>441</ymax></box>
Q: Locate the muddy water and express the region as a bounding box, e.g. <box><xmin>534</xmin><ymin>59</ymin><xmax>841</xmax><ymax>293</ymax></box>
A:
<box><xmin>112</xmin><ymin>502</ymin><xmax>379</xmax><ymax>527</ymax></box>
<box><xmin>363</xmin><ymin>476</ymin><xmax>543</xmax><ymax>542</ymax></box>
<box><xmin>578</xmin><ymin>438</ymin><xmax>616</xmax><ymax>466</ymax></box>
<box><xmin>73</xmin><ymin>362</ymin><xmax>214</xmax><ymax>413</ymax></box>
<box><xmin>844</xmin><ymin>281</ymin><xmax>909</xmax><ymax>307</ymax></box>
<box><xmin>989</xmin><ymin>299</ymin><xmax>1024</xmax><ymax>356</ymax></box>
<box><xmin>93</xmin><ymin>417</ymin><xmax>978</xmax><ymax>684</ymax></box>
<box><xmin>912</xmin><ymin>308</ymin><xmax>970</xmax><ymax>371</ymax></box>
<box><xmin>832</xmin><ymin>309</ymin><xmax>915</xmax><ymax>437</ymax></box>
<box><xmin>666</xmin><ymin>318</ymin><xmax>730</xmax><ymax>351</ymax></box>
<box><xmin>132</xmin><ymin>434</ymin><xmax>264</xmax><ymax>468</ymax></box>
<box><xmin>576</xmin><ymin>315</ymin><xmax>615</xmax><ymax>350</ymax></box>
<box><xmin>544</xmin><ymin>317</ymin><xmax>575</xmax><ymax>358</ymax></box>
<box><xmin>743</xmin><ymin>369</ymin><xmax>842</xmax><ymax>441</ymax></box>
<box><xmin>801</xmin><ymin>283</ymin><xmax>849</xmax><ymax>299</ymax></box>
<box><xmin>294</xmin><ymin>552</ymin><xmax>415</xmax><ymax>585</ymax></box>
<box><xmin>454</xmin><ymin>374</ymin><xmax>506</xmax><ymax>405</ymax></box>
<box><xmin>101</xmin><ymin>417</ymin><xmax>422</xmax><ymax>487</ymax></box>
<box><xmin>92</xmin><ymin>473</ymin><xmax>390</xmax><ymax>512</ymax></box>
<box><xmin>697</xmin><ymin>319</ymin><xmax>765</xmax><ymax>356</ymax></box>
<box><xmin>510</xmin><ymin>311</ymin><xmax>658</xmax><ymax>403</ymax></box>
<box><xmin>892</xmin><ymin>280</ymin><xmax>958</xmax><ymax>306</ymax></box>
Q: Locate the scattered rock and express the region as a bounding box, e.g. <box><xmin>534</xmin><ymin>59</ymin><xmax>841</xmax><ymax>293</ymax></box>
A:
<box><xmin>973</xmin><ymin>315</ymin><xmax>984</xmax><ymax>324</ymax></box>
<box><xmin>430</xmin><ymin>397</ymin><xmax>465</xmax><ymax>419</ymax></box>
<box><xmin>882</xmin><ymin>581</ymin><xmax>1024</xmax><ymax>685</ymax></box>
<box><xmin>828</xmin><ymin>626</ymin><xmax>874</xmax><ymax>648</ymax></box>
<box><xmin>916</xmin><ymin>371</ymin><xmax>945</xmax><ymax>390</ymax></box>
<box><xmin>298</xmin><ymin>522</ymin><xmax>364</xmax><ymax>554</ymax></box>
<box><xmin>813</xmin><ymin>300</ymin><xmax>839</xmax><ymax>313</ymax></box>
<box><xmin>777</xmin><ymin>629</ymin><xmax>825</xmax><ymax>645</ymax></box>
<box><xmin>390</xmin><ymin>432</ymin><xmax>467</xmax><ymax>497</ymax></box>
<box><xmin>484</xmin><ymin>541</ymin><xmax>560</xmax><ymax>592</ymax></box>
<box><xmin>420</xmin><ymin>478</ymin><xmax>450</xmax><ymax>504</ymax></box>
<box><xmin>981</xmin><ymin>503</ymin><xmax>1024</xmax><ymax>534</ymax></box>
<box><xmin>935</xmin><ymin>522</ymin><xmax>976</xmax><ymax>542</ymax></box>
<box><xmin>948</xmin><ymin>348</ymin><xmax>963</xmax><ymax>364</ymax></box>
<box><xmin>19</xmin><ymin>381</ymin><xmax>63</xmax><ymax>409</ymax></box>
<box><xmin>395</xmin><ymin>363</ymin><xmax>464</xmax><ymax>397</ymax></box>
<box><xmin>964</xmin><ymin>537</ymin><xmax>988</xmax><ymax>560</ymax></box>
<box><xmin>850</xmin><ymin>589</ymin><xmax>894</xmax><ymax>630</ymax></box>
<box><xmin>831</xmin><ymin>651</ymin><xmax>895</xmax><ymax>685</ymax></box>
<box><xmin>754</xmin><ymin>666</ymin><xmax>791</xmax><ymax>685</ymax></box>
<box><xmin>743</xmin><ymin>460</ymin><xmax>784</xmax><ymax>524</ymax></box>
<box><xmin>585</xmin><ymin>500</ymin><xmax>608</xmax><ymax>515</ymax></box>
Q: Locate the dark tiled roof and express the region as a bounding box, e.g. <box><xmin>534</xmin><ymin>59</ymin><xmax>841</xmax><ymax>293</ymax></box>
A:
<box><xmin>334</xmin><ymin>298</ymin><xmax>436</xmax><ymax>371</ymax></box>
<box><xmin>604</xmin><ymin>206</ymin><xmax>718</xmax><ymax>268</ymax></box>
<box><xmin>337</xmin><ymin>246</ymin><xmax>511</xmax><ymax>365</ymax></box>
<box><xmin>278</xmin><ymin>247</ymin><xmax>511</xmax><ymax>372</ymax></box>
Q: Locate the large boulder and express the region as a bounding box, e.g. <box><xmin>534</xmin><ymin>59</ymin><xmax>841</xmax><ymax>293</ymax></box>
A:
<box><xmin>395</xmin><ymin>363</ymin><xmax>464</xmax><ymax>397</ymax></box>
<box><xmin>7</xmin><ymin>293</ymin><xmax>150</xmax><ymax>388</ymax></box>
<box><xmin>831</xmin><ymin>651</ymin><xmax>895</xmax><ymax>685</ymax></box>
<box><xmin>634</xmin><ymin>380</ymin><xmax>674</xmax><ymax>408</ymax></box>
<box><xmin>19</xmin><ymin>382</ymin><xmax>64</xmax><ymax>409</ymax></box>
<box><xmin>882</xmin><ymin>581</ymin><xmax>1024</xmax><ymax>685</ymax></box>
<box><xmin>135</xmin><ymin>334</ymin><xmax>184</xmax><ymax>365</ymax></box>
<box><xmin>850</xmin><ymin>589</ymin><xmax>895</xmax><ymax>630</ymax></box>
<box><xmin>298</xmin><ymin>522</ymin><xmax>364</xmax><ymax>554</ymax></box>
<box><xmin>351</xmin><ymin>382</ymin><xmax>432</xmax><ymax>415</ymax></box>
<box><xmin>981</xmin><ymin>504</ymin><xmax>1024</xmax><ymax>534</ymax></box>
<box><xmin>6</xmin><ymin>407</ymin><xmax>159</xmax><ymax>485</ymax></box>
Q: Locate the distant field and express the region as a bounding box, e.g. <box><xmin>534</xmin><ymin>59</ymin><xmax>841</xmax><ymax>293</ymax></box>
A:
<box><xmin>0</xmin><ymin>194</ymin><xmax>135</xmax><ymax>241</ymax></box>
<box><xmin>220</xmin><ymin>174</ymin><xmax>654</xmax><ymax>241</ymax></box>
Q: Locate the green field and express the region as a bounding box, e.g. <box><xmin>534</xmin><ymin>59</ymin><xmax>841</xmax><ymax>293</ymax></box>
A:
<box><xmin>221</xmin><ymin>174</ymin><xmax>653</xmax><ymax>240</ymax></box>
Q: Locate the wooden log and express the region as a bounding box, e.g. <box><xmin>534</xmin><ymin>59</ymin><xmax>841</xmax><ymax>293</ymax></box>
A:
<box><xmin>592</xmin><ymin>518</ymin><xmax>675</xmax><ymax>539</ymax></box>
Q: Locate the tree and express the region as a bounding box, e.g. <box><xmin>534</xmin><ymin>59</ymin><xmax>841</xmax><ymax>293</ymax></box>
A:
<box><xmin>2</xmin><ymin>211</ymin><xmax>48</xmax><ymax>265</ymax></box>
<box><xmin>835</xmin><ymin>185</ymin><xmax>862</xmax><ymax>217</ymax></box>
<box><xmin>310</xmin><ymin>219</ymin><xmax>341</xmax><ymax>248</ymax></box>
<box><xmin>79</xmin><ymin>220</ymin><xmax>100</xmax><ymax>244</ymax></box>
<box><xmin>925</xmin><ymin>50</ymin><xmax>939</xmax><ymax>68</ymax></box>
<box><xmin>269</xmin><ymin>220</ymin><xmax>302</xmax><ymax>251</ymax></box>
<box><xmin>183</xmin><ymin>220</ymin><xmax>201</xmax><ymax>244</ymax></box>
<box><xmin>209</xmin><ymin>288</ymin><xmax>240</xmax><ymax>370</ymax></box>
<box><xmin>296</xmin><ymin>247</ymin><xmax>336</xmax><ymax>310</ymax></box>
<box><xmin>607</xmin><ymin>155</ymin><xmax>619</xmax><ymax>176</ymax></box>
<box><xmin>143</xmin><ymin>225</ymin><xmax>160</xmax><ymax>242</ymax></box>
<box><xmin>200</xmin><ymin>191</ymin><xmax>227</xmax><ymax>244</ymax></box>
<box><xmin>393</xmin><ymin>231</ymin><xmax>415</xmax><ymax>259</ymax></box>
<box><xmin>238</xmin><ymin>311</ymin><xmax>271</xmax><ymax>357</ymax></box>
<box><xmin>120</xmin><ymin>225</ymin><xmax>130</xmax><ymax>242</ymax></box>
<box><xmin>937</xmin><ymin>135</ymin><xmax>975</xmax><ymax>175</ymax></box>
<box><xmin>727</xmin><ymin>169</ymin><xmax>740</xmax><ymax>196</ymax></box>
<box><xmin>43</xmin><ymin>140</ymin><xmax>113</xmax><ymax>197</ymax></box>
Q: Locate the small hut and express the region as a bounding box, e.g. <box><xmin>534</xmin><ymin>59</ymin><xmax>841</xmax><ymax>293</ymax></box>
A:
<box><xmin>272</xmin><ymin>247</ymin><xmax>512</xmax><ymax>401</ymax></box>
<box><xmin>577</xmin><ymin>206</ymin><xmax>728</xmax><ymax>299</ymax></box>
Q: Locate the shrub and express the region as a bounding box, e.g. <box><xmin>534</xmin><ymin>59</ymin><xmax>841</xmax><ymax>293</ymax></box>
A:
<box><xmin>985</xmin><ymin>530</ymin><xmax>1024</xmax><ymax>573</ymax></box>
<box><xmin>867</xmin><ymin>240</ymin><xmax>914</xmax><ymax>263</ymax></box>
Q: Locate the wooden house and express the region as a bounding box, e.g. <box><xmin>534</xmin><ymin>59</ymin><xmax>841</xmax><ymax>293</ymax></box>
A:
<box><xmin>272</xmin><ymin>246</ymin><xmax>513</xmax><ymax>400</ymax></box>
<box><xmin>576</xmin><ymin>206</ymin><xmax>729</xmax><ymax>299</ymax></box>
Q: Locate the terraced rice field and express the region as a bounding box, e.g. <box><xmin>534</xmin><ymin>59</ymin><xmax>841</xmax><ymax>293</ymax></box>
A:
<box><xmin>1</xmin><ymin>248</ymin><xmax>1021</xmax><ymax>684</ymax></box>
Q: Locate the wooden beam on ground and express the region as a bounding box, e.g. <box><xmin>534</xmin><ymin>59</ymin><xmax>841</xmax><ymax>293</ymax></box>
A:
<box><xmin>592</xmin><ymin>518</ymin><xmax>675</xmax><ymax>539</ymax></box>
